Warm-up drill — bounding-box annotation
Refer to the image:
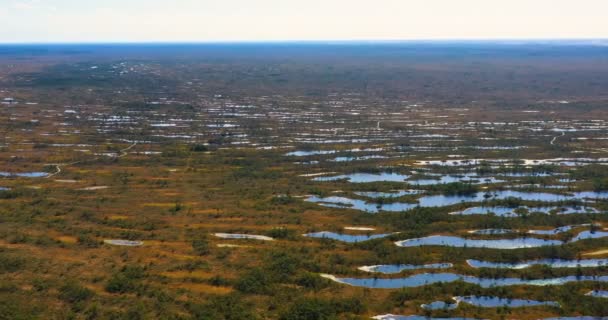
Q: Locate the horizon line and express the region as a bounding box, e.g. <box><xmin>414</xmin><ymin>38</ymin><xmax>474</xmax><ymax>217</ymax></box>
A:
<box><xmin>1</xmin><ymin>38</ymin><xmax>608</xmax><ymax>46</ymax></box>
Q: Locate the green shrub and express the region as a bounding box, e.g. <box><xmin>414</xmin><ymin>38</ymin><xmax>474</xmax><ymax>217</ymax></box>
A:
<box><xmin>295</xmin><ymin>272</ymin><xmax>328</xmax><ymax>290</ymax></box>
<box><xmin>0</xmin><ymin>253</ymin><xmax>25</xmax><ymax>273</ymax></box>
<box><xmin>280</xmin><ymin>298</ymin><xmax>335</xmax><ymax>320</ymax></box>
<box><xmin>59</xmin><ymin>281</ymin><xmax>94</xmax><ymax>303</ymax></box>
<box><xmin>105</xmin><ymin>266</ymin><xmax>145</xmax><ymax>293</ymax></box>
<box><xmin>190</xmin><ymin>144</ymin><xmax>208</xmax><ymax>152</ymax></box>
<box><xmin>189</xmin><ymin>294</ymin><xmax>258</xmax><ymax>320</ymax></box>
<box><xmin>192</xmin><ymin>238</ymin><xmax>210</xmax><ymax>255</ymax></box>
<box><xmin>266</xmin><ymin>227</ymin><xmax>296</xmax><ymax>240</ymax></box>
<box><xmin>235</xmin><ymin>268</ymin><xmax>271</xmax><ymax>294</ymax></box>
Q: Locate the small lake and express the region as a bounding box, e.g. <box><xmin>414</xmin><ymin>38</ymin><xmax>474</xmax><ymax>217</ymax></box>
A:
<box><xmin>453</xmin><ymin>206</ymin><xmax>522</xmax><ymax>217</ymax></box>
<box><xmin>373</xmin><ymin>315</ymin><xmax>482</xmax><ymax>320</ymax></box>
<box><xmin>586</xmin><ymin>290</ymin><xmax>608</xmax><ymax>298</ymax></box>
<box><xmin>453</xmin><ymin>206</ymin><xmax>598</xmax><ymax>217</ymax></box>
<box><xmin>285</xmin><ymin>150</ymin><xmax>336</xmax><ymax>156</ymax></box>
<box><xmin>453</xmin><ymin>296</ymin><xmax>559</xmax><ymax>308</ymax></box>
<box><xmin>408</xmin><ymin>174</ymin><xmax>504</xmax><ymax>186</ymax></box>
<box><xmin>468</xmin><ymin>224</ymin><xmax>596</xmax><ymax>236</ymax></box>
<box><xmin>330</xmin><ymin>155</ymin><xmax>387</xmax><ymax>162</ymax></box>
<box><xmin>528</xmin><ymin>225</ymin><xmax>576</xmax><ymax>235</ymax></box>
<box><xmin>103</xmin><ymin>239</ymin><xmax>143</xmax><ymax>246</ymax></box>
<box><xmin>354</xmin><ymin>190</ymin><xmax>422</xmax><ymax>198</ymax></box>
<box><xmin>306</xmin><ymin>195</ymin><xmax>414</xmax><ymax>213</ymax></box>
<box><xmin>359</xmin><ymin>263</ymin><xmax>453</xmax><ymax>274</ymax></box>
<box><xmin>313</xmin><ymin>172</ymin><xmax>410</xmax><ymax>183</ymax></box>
<box><xmin>321</xmin><ymin>272</ymin><xmax>608</xmax><ymax>289</ymax></box>
<box><xmin>416</xmin><ymin>158</ymin><xmax>608</xmax><ymax>167</ymax></box>
<box><xmin>303</xmin><ymin>231</ymin><xmax>392</xmax><ymax>243</ymax></box>
<box><xmin>422</xmin><ymin>296</ymin><xmax>559</xmax><ymax>310</ymax></box>
<box><xmin>213</xmin><ymin>233</ymin><xmax>274</xmax><ymax>241</ymax></box>
<box><xmin>313</xmin><ymin>172</ymin><xmax>506</xmax><ymax>186</ymax></box>
<box><xmin>511</xmin><ymin>184</ymin><xmax>568</xmax><ymax>189</ymax></box>
<box><xmin>0</xmin><ymin>171</ymin><xmax>49</xmax><ymax>178</ymax></box>
<box><xmin>571</xmin><ymin>230</ymin><xmax>608</xmax><ymax>242</ymax></box>
<box><xmin>467</xmin><ymin>258</ymin><xmax>608</xmax><ymax>269</ymax></box>
<box><xmin>395</xmin><ymin>230</ymin><xmax>608</xmax><ymax>249</ymax></box>
<box><xmin>543</xmin><ymin>317</ymin><xmax>608</xmax><ymax>320</ymax></box>
<box><xmin>395</xmin><ymin>235</ymin><xmax>562</xmax><ymax>249</ymax></box>
<box><xmin>307</xmin><ymin>191</ymin><xmax>608</xmax><ymax>214</ymax></box>
<box><xmin>421</xmin><ymin>300</ymin><xmax>457</xmax><ymax>310</ymax></box>
<box><xmin>469</xmin><ymin>229</ymin><xmax>513</xmax><ymax>235</ymax></box>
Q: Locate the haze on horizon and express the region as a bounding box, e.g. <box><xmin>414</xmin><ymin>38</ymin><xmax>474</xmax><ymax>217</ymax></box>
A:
<box><xmin>1</xmin><ymin>0</ymin><xmax>607</xmax><ymax>43</ymax></box>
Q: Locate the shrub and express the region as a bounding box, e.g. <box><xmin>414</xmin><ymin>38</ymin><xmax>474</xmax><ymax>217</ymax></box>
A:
<box><xmin>280</xmin><ymin>297</ymin><xmax>366</xmax><ymax>319</ymax></box>
<box><xmin>235</xmin><ymin>268</ymin><xmax>271</xmax><ymax>294</ymax></box>
<box><xmin>266</xmin><ymin>227</ymin><xmax>296</xmax><ymax>240</ymax></box>
<box><xmin>270</xmin><ymin>195</ymin><xmax>295</xmax><ymax>205</ymax></box>
<box><xmin>279</xmin><ymin>298</ymin><xmax>334</xmax><ymax>320</ymax></box>
<box><xmin>592</xmin><ymin>178</ymin><xmax>608</xmax><ymax>191</ymax></box>
<box><xmin>189</xmin><ymin>294</ymin><xmax>258</xmax><ymax>320</ymax></box>
<box><xmin>59</xmin><ymin>281</ymin><xmax>94</xmax><ymax>303</ymax></box>
<box><xmin>192</xmin><ymin>238</ymin><xmax>210</xmax><ymax>255</ymax></box>
<box><xmin>190</xmin><ymin>144</ymin><xmax>208</xmax><ymax>152</ymax></box>
<box><xmin>78</xmin><ymin>234</ymin><xmax>100</xmax><ymax>248</ymax></box>
<box><xmin>105</xmin><ymin>266</ymin><xmax>145</xmax><ymax>293</ymax></box>
<box><xmin>0</xmin><ymin>253</ymin><xmax>25</xmax><ymax>273</ymax></box>
<box><xmin>295</xmin><ymin>272</ymin><xmax>328</xmax><ymax>290</ymax></box>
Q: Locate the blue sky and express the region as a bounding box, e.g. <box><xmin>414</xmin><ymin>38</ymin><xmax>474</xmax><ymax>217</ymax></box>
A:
<box><xmin>1</xmin><ymin>0</ymin><xmax>607</xmax><ymax>43</ymax></box>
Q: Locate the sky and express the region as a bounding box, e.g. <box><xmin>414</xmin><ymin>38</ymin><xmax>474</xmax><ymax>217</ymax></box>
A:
<box><xmin>1</xmin><ymin>0</ymin><xmax>607</xmax><ymax>43</ymax></box>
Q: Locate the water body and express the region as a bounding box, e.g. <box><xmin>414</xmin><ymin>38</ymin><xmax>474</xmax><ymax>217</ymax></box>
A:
<box><xmin>307</xmin><ymin>191</ymin><xmax>608</xmax><ymax>213</ymax></box>
<box><xmin>330</xmin><ymin>155</ymin><xmax>387</xmax><ymax>162</ymax></box>
<box><xmin>416</xmin><ymin>158</ymin><xmax>608</xmax><ymax>167</ymax></box>
<box><xmin>468</xmin><ymin>229</ymin><xmax>513</xmax><ymax>235</ymax></box>
<box><xmin>354</xmin><ymin>190</ymin><xmax>422</xmax><ymax>198</ymax></box>
<box><xmin>511</xmin><ymin>184</ymin><xmax>569</xmax><ymax>189</ymax></box>
<box><xmin>358</xmin><ymin>263</ymin><xmax>453</xmax><ymax>274</ymax></box>
<box><xmin>465</xmin><ymin>225</ymin><xmax>595</xmax><ymax>237</ymax></box>
<box><xmin>313</xmin><ymin>172</ymin><xmax>410</xmax><ymax>183</ymax></box>
<box><xmin>528</xmin><ymin>226</ymin><xmax>576</xmax><ymax>235</ymax></box>
<box><xmin>320</xmin><ymin>273</ymin><xmax>608</xmax><ymax>289</ymax></box>
<box><xmin>307</xmin><ymin>195</ymin><xmax>414</xmax><ymax>213</ymax></box>
<box><xmin>453</xmin><ymin>296</ymin><xmax>559</xmax><ymax>308</ymax></box>
<box><xmin>453</xmin><ymin>206</ymin><xmax>523</xmax><ymax>217</ymax></box>
<box><xmin>416</xmin><ymin>159</ymin><xmax>491</xmax><ymax>167</ymax></box>
<box><xmin>453</xmin><ymin>206</ymin><xmax>598</xmax><ymax>217</ymax></box>
<box><xmin>303</xmin><ymin>231</ymin><xmax>392</xmax><ymax>243</ymax></box>
<box><xmin>373</xmin><ymin>316</ymin><xmax>482</xmax><ymax>320</ymax></box>
<box><xmin>395</xmin><ymin>230</ymin><xmax>608</xmax><ymax>249</ymax></box>
<box><xmin>499</xmin><ymin>172</ymin><xmax>560</xmax><ymax>177</ymax></box>
<box><xmin>213</xmin><ymin>233</ymin><xmax>274</xmax><ymax>241</ymax></box>
<box><xmin>408</xmin><ymin>174</ymin><xmax>504</xmax><ymax>186</ymax></box>
<box><xmin>571</xmin><ymin>230</ymin><xmax>608</xmax><ymax>242</ymax></box>
<box><xmin>377</xmin><ymin>314</ymin><xmax>604</xmax><ymax>319</ymax></box>
<box><xmin>422</xmin><ymin>296</ymin><xmax>559</xmax><ymax>310</ymax></box>
<box><xmin>421</xmin><ymin>300</ymin><xmax>457</xmax><ymax>310</ymax></box>
<box><xmin>285</xmin><ymin>150</ymin><xmax>336</xmax><ymax>156</ymax></box>
<box><xmin>543</xmin><ymin>318</ymin><xmax>608</xmax><ymax>320</ymax></box>
<box><xmin>314</xmin><ymin>171</ymin><xmax>505</xmax><ymax>186</ymax></box>
<box><xmin>586</xmin><ymin>290</ymin><xmax>608</xmax><ymax>298</ymax></box>
<box><xmin>467</xmin><ymin>258</ymin><xmax>608</xmax><ymax>269</ymax></box>
<box><xmin>103</xmin><ymin>239</ymin><xmax>143</xmax><ymax>246</ymax></box>
<box><xmin>395</xmin><ymin>235</ymin><xmax>562</xmax><ymax>249</ymax></box>
<box><xmin>0</xmin><ymin>171</ymin><xmax>49</xmax><ymax>178</ymax></box>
